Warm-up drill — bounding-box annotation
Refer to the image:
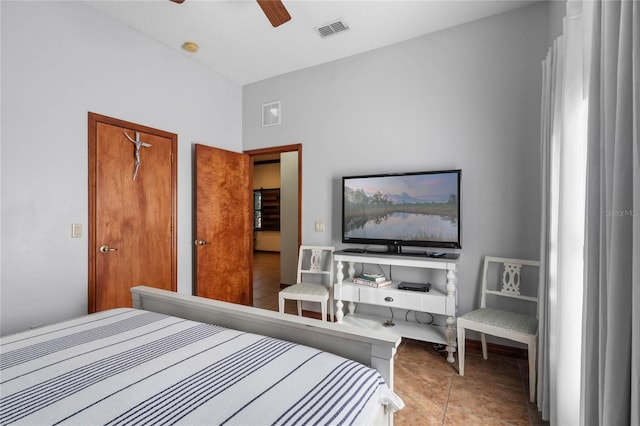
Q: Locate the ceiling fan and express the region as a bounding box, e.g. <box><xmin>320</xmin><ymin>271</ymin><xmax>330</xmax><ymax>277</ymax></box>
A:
<box><xmin>169</xmin><ymin>0</ymin><xmax>291</xmax><ymax>28</ymax></box>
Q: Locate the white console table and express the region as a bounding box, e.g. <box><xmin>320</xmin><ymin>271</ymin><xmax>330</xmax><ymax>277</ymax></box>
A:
<box><xmin>334</xmin><ymin>250</ymin><xmax>459</xmax><ymax>363</ymax></box>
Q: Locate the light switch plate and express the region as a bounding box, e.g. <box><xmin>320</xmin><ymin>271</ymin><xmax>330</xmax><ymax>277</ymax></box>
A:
<box><xmin>72</xmin><ymin>223</ymin><xmax>82</xmax><ymax>238</ymax></box>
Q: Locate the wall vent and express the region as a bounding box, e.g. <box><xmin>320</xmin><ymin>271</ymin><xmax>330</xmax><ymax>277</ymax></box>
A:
<box><xmin>315</xmin><ymin>19</ymin><xmax>349</xmax><ymax>38</ymax></box>
<box><xmin>262</xmin><ymin>101</ymin><xmax>281</xmax><ymax>127</ymax></box>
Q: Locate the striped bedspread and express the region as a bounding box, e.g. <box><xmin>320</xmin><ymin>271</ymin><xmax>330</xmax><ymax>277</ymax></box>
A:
<box><xmin>0</xmin><ymin>308</ymin><xmax>403</xmax><ymax>425</ymax></box>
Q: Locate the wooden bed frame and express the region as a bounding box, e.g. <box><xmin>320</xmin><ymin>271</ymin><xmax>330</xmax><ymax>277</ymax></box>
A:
<box><xmin>131</xmin><ymin>286</ymin><xmax>401</xmax><ymax>388</ymax></box>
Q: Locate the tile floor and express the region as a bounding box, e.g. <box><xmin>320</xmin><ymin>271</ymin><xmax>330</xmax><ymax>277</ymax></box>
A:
<box><xmin>253</xmin><ymin>251</ymin><xmax>549</xmax><ymax>426</ymax></box>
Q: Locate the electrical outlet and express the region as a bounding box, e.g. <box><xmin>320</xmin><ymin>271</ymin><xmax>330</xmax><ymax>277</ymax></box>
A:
<box><xmin>314</xmin><ymin>221</ymin><xmax>324</xmax><ymax>232</ymax></box>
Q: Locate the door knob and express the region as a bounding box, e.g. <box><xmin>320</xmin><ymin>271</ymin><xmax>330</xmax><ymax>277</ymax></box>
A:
<box><xmin>194</xmin><ymin>240</ymin><xmax>209</xmax><ymax>246</ymax></box>
<box><xmin>99</xmin><ymin>245</ymin><xmax>118</xmax><ymax>253</ymax></box>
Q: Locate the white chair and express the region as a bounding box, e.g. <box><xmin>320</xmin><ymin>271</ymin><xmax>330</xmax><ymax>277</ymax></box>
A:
<box><xmin>457</xmin><ymin>256</ymin><xmax>540</xmax><ymax>402</ymax></box>
<box><xmin>278</xmin><ymin>246</ymin><xmax>335</xmax><ymax>321</ymax></box>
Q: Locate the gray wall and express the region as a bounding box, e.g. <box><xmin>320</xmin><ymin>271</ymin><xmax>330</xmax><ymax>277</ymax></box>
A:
<box><xmin>243</xmin><ymin>2</ymin><xmax>550</xmax><ymax>317</ymax></box>
<box><xmin>1</xmin><ymin>1</ymin><xmax>242</xmax><ymax>335</ymax></box>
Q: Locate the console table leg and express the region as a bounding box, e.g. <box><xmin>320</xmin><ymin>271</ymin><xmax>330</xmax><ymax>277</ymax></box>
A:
<box><xmin>446</xmin><ymin>315</ymin><xmax>456</xmax><ymax>363</ymax></box>
<box><xmin>347</xmin><ymin>262</ymin><xmax>356</xmax><ymax>280</ymax></box>
<box><xmin>336</xmin><ymin>300</ymin><xmax>344</xmax><ymax>323</ymax></box>
<box><xmin>445</xmin><ymin>267</ymin><xmax>457</xmax><ymax>363</ymax></box>
<box><xmin>335</xmin><ymin>260</ymin><xmax>344</xmax><ymax>323</ymax></box>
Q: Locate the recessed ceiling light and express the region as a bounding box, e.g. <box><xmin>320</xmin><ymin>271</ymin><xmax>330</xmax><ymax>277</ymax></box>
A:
<box><xmin>182</xmin><ymin>41</ymin><xmax>199</xmax><ymax>53</ymax></box>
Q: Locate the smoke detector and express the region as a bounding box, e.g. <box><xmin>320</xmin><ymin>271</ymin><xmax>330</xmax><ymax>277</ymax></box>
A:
<box><xmin>315</xmin><ymin>19</ymin><xmax>350</xmax><ymax>38</ymax></box>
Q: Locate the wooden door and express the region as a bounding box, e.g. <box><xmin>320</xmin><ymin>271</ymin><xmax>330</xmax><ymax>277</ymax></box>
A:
<box><xmin>88</xmin><ymin>113</ymin><xmax>177</xmax><ymax>312</ymax></box>
<box><xmin>194</xmin><ymin>144</ymin><xmax>252</xmax><ymax>305</ymax></box>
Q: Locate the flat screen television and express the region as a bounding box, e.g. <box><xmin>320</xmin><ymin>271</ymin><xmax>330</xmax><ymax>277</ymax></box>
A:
<box><xmin>342</xmin><ymin>169</ymin><xmax>461</xmax><ymax>253</ymax></box>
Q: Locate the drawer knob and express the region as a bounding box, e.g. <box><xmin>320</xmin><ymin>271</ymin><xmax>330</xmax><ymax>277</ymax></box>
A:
<box><xmin>384</xmin><ymin>296</ymin><xmax>394</xmax><ymax>302</ymax></box>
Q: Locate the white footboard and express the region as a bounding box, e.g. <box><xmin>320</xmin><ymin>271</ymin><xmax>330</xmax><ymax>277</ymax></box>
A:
<box><xmin>130</xmin><ymin>286</ymin><xmax>400</xmax><ymax>389</ymax></box>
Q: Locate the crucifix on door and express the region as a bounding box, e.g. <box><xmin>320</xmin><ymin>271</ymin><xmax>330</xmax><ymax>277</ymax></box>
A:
<box><xmin>123</xmin><ymin>130</ymin><xmax>152</xmax><ymax>180</ymax></box>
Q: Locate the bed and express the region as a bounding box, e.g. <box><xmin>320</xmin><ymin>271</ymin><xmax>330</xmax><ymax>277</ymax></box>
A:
<box><xmin>0</xmin><ymin>286</ymin><xmax>404</xmax><ymax>425</ymax></box>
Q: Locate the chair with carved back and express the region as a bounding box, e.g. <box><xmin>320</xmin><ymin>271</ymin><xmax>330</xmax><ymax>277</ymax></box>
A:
<box><xmin>278</xmin><ymin>246</ymin><xmax>335</xmax><ymax>321</ymax></box>
<box><xmin>457</xmin><ymin>256</ymin><xmax>540</xmax><ymax>402</ymax></box>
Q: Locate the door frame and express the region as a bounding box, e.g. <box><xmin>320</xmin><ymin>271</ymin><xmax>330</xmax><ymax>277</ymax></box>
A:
<box><xmin>244</xmin><ymin>144</ymin><xmax>302</xmax><ymax>250</ymax></box>
<box><xmin>88</xmin><ymin>112</ymin><xmax>178</xmax><ymax>312</ymax></box>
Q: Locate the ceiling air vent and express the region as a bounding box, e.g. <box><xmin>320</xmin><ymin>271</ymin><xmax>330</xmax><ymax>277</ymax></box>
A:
<box><xmin>315</xmin><ymin>19</ymin><xmax>349</xmax><ymax>38</ymax></box>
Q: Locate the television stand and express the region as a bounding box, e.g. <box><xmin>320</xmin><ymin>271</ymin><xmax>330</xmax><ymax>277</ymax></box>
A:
<box><xmin>333</xmin><ymin>250</ymin><xmax>459</xmax><ymax>363</ymax></box>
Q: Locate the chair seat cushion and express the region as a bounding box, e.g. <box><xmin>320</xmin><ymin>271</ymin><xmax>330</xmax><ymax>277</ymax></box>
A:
<box><xmin>280</xmin><ymin>282</ymin><xmax>329</xmax><ymax>298</ymax></box>
<box><xmin>459</xmin><ymin>308</ymin><xmax>538</xmax><ymax>335</ymax></box>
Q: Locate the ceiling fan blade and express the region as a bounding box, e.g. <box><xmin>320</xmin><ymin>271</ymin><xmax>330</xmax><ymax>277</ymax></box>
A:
<box><xmin>169</xmin><ymin>0</ymin><xmax>290</xmax><ymax>28</ymax></box>
<box><xmin>256</xmin><ymin>0</ymin><xmax>291</xmax><ymax>27</ymax></box>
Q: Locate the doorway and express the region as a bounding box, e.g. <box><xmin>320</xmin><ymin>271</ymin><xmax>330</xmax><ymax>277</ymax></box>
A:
<box><xmin>245</xmin><ymin>144</ymin><xmax>301</xmax><ymax>310</ymax></box>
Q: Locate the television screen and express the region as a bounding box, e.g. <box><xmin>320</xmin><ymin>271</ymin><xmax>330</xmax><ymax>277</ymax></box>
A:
<box><xmin>342</xmin><ymin>169</ymin><xmax>461</xmax><ymax>251</ymax></box>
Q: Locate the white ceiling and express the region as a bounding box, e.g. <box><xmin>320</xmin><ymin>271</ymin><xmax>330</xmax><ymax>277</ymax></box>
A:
<box><xmin>85</xmin><ymin>0</ymin><xmax>539</xmax><ymax>85</ymax></box>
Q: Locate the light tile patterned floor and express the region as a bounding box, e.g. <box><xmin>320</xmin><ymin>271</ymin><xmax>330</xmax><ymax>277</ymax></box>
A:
<box><xmin>253</xmin><ymin>251</ymin><xmax>549</xmax><ymax>426</ymax></box>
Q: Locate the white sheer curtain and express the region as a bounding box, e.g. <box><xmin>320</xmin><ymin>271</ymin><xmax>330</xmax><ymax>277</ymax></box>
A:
<box><xmin>538</xmin><ymin>2</ymin><xmax>587</xmax><ymax>424</ymax></box>
<box><xmin>581</xmin><ymin>1</ymin><xmax>640</xmax><ymax>425</ymax></box>
<box><xmin>539</xmin><ymin>1</ymin><xmax>638</xmax><ymax>424</ymax></box>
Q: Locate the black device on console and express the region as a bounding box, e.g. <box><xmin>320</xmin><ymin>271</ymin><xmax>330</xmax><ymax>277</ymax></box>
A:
<box><xmin>398</xmin><ymin>282</ymin><xmax>431</xmax><ymax>292</ymax></box>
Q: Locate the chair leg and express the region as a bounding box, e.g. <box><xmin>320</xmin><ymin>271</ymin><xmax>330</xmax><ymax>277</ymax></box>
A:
<box><xmin>457</xmin><ymin>324</ymin><xmax>466</xmax><ymax>376</ymax></box>
<box><xmin>296</xmin><ymin>300</ymin><xmax>302</xmax><ymax>317</ymax></box>
<box><xmin>278</xmin><ymin>294</ymin><xmax>285</xmax><ymax>314</ymax></box>
<box><xmin>329</xmin><ymin>294</ymin><xmax>335</xmax><ymax>322</ymax></box>
<box><xmin>321</xmin><ymin>300</ymin><xmax>327</xmax><ymax>322</ymax></box>
<box><xmin>528</xmin><ymin>340</ymin><xmax>537</xmax><ymax>403</ymax></box>
<box><xmin>481</xmin><ymin>333</ymin><xmax>488</xmax><ymax>359</ymax></box>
